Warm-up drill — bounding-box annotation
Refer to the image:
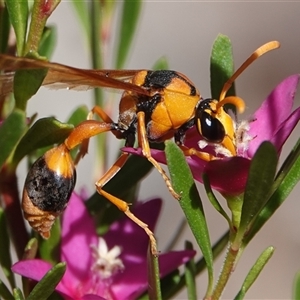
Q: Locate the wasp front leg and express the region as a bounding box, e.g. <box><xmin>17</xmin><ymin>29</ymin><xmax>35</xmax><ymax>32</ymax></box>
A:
<box><xmin>179</xmin><ymin>145</ymin><xmax>216</xmax><ymax>161</ymax></box>
<box><xmin>136</xmin><ymin>111</ymin><xmax>181</xmax><ymax>200</ymax></box>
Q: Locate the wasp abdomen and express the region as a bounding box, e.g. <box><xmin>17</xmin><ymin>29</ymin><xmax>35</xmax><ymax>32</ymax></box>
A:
<box><xmin>22</xmin><ymin>144</ymin><xmax>76</xmax><ymax>239</ymax></box>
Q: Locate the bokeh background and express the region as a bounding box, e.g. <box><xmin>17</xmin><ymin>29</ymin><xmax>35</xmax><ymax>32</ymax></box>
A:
<box><xmin>13</xmin><ymin>1</ymin><xmax>300</xmax><ymax>299</ymax></box>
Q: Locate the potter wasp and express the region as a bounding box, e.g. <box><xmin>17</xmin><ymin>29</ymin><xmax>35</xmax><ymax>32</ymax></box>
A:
<box><xmin>0</xmin><ymin>41</ymin><xmax>280</xmax><ymax>254</ymax></box>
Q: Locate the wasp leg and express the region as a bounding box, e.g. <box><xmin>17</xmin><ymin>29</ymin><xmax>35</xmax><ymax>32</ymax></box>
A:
<box><xmin>87</xmin><ymin>106</ymin><xmax>114</xmax><ymax>123</ymax></box>
<box><xmin>75</xmin><ymin>106</ymin><xmax>123</xmax><ymax>165</ymax></box>
<box><xmin>64</xmin><ymin>120</ymin><xmax>114</xmax><ymax>165</ymax></box>
<box><xmin>95</xmin><ymin>152</ymin><xmax>158</xmax><ymax>255</ymax></box>
<box><xmin>179</xmin><ymin>145</ymin><xmax>216</xmax><ymax>161</ymax></box>
<box><xmin>136</xmin><ymin>111</ymin><xmax>180</xmax><ymax>200</ymax></box>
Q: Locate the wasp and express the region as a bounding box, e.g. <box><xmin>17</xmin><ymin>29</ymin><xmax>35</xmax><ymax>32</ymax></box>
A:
<box><xmin>0</xmin><ymin>41</ymin><xmax>280</xmax><ymax>254</ymax></box>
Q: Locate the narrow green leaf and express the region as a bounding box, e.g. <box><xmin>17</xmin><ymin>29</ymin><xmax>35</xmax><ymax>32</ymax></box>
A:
<box><xmin>152</xmin><ymin>57</ymin><xmax>169</xmax><ymax>70</ymax></box>
<box><xmin>13</xmin><ymin>288</ymin><xmax>24</xmax><ymax>300</ymax></box>
<box><xmin>165</xmin><ymin>141</ymin><xmax>214</xmax><ymax>296</ymax></box>
<box><xmin>293</xmin><ymin>271</ymin><xmax>300</xmax><ymax>300</ymax></box>
<box><xmin>184</xmin><ymin>241</ymin><xmax>197</xmax><ymax>300</ymax></box>
<box><xmin>235</xmin><ymin>142</ymin><xmax>277</xmax><ymax>245</ymax></box>
<box><xmin>210</xmin><ymin>34</ymin><xmax>235</xmax><ymax>100</ymax></box>
<box><xmin>0</xmin><ymin>109</ymin><xmax>26</xmax><ymax>169</ymax></box>
<box><xmin>115</xmin><ymin>0</ymin><xmax>142</xmax><ymax>69</ymax></box>
<box><xmin>39</xmin><ymin>219</ymin><xmax>61</xmax><ymax>265</ymax></box>
<box><xmin>159</xmin><ymin>269</ymin><xmax>180</xmax><ymax>299</ymax></box>
<box><xmin>245</xmin><ymin>139</ymin><xmax>300</xmax><ymax>244</ymax></box>
<box><xmin>0</xmin><ymin>279</ymin><xmax>14</xmax><ymax>300</ymax></box>
<box><xmin>5</xmin><ymin>0</ymin><xmax>28</xmax><ymax>56</ymax></box>
<box><xmin>38</xmin><ymin>26</ymin><xmax>57</xmax><ymax>58</ymax></box>
<box><xmin>147</xmin><ymin>246</ymin><xmax>162</xmax><ymax>300</ymax></box>
<box><xmin>0</xmin><ymin>208</ymin><xmax>15</xmax><ymax>288</ymax></box>
<box><xmin>13</xmin><ymin>68</ymin><xmax>48</xmax><ymax>110</ymax></box>
<box><xmin>163</xmin><ymin>231</ymin><xmax>229</xmax><ymax>299</ymax></box>
<box><xmin>70</xmin><ymin>0</ymin><xmax>90</xmax><ymax>39</ymax></box>
<box><xmin>164</xmin><ymin>218</ymin><xmax>187</xmax><ymax>252</ymax></box>
<box><xmin>23</xmin><ymin>238</ymin><xmax>38</xmax><ymax>260</ymax></box>
<box><xmin>234</xmin><ymin>246</ymin><xmax>274</xmax><ymax>300</ymax></box>
<box><xmin>0</xmin><ymin>4</ymin><xmax>10</xmax><ymax>53</ymax></box>
<box><xmin>67</xmin><ymin>105</ymin><xmax>89</xmax><ymax>126</ymax></box>
<box><xmin>12</xmin><ymin>117</ymin><xmax>74</xmax><ymax>166</ymax></box>
<box><xmin>203</xmin><ymin>173</ymin><xmax>231</xmax><ymax>226</ymax></box>
<box><xmin>26</xmin><ymin>263</ymin><xmax>66</xmax><ymax>300</ymax></box>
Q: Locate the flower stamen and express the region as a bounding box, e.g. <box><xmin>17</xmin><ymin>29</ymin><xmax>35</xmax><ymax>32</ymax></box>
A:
<box><xmin>91</xmin><ymin>237</ymin><xmax>125</xmax><ymax>280</ymax></box>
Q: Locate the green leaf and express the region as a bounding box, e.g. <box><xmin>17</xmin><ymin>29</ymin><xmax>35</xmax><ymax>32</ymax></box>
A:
<box><xmin>0</xmin><ymin>208</ymin><xmax>15</xmax><ymax>289</ymax></box>
<box><xmin>234</xmin><ymin>142</ymin><xmax>277</xmax><ymax>246</ymax></box>
<box><xmin>23</xmin><ymin>238</ymin><xmax>38</xmax><ymax>260</ymax></box>
<box><xmin>115</xmin><ymin>0</ymin><xmax>142</xmax><ymax>69</ymax></box>
<box><xmin>38</xmin><ymin>26</ymin><xmax>57</xmax><ymax>58</ymax></box>
<box><xmin>0</xmin><ymin>4</ymin><xmax>10</xmax><ymax>53</ymax></box>
<box><xmin>67</xmin><ymin>105</ymin><xmax>89</xmax><ymax>126</ymax></box>
<box><xmin>39</xmin><ymin>219</ymin><xmax>61</xmax><ymax>265</ymax></box>
<box><xmin>12</xmin><ymin>117</ymin><xmax>74</xmax><ymax>166</ymax></box>
<box><xmin>13</xmin><ymin>67</ymin><xmax>48</xmax><ymax>110</ymax></box>
<box><xmin>13</xmin><ymin>288</ymin><xmax>24</xmax><ymax>300</ymax></box>
<box><xmin>203</xmin><ymin>173</ymin><xmax>231</xmax><ymax>226</ymax></box>
<box><xmin>26</xmin><ymin>262</ymin><xmax>66</xmax><ymax>300</ymax></box>
<box><xmin>0</xmin><ymin>109</ymin><xmax>27</xmax><ymax>169</ymax></box>
<box><xmin>293</xmin><ymin>271</ymin><xmax>300</xmax><ymax>300</ymax></box>
<box><xmin>210</xmin><ymin>34</ymin><xmax>235</xmax><ymax>100</ymax></box>
<box><xmin>234</xmin><ymin>246</ymin><xmax>274</xmax><ymax>300</ymax></box>
<box><xmin>5</xmin><ymin>0</ymin><xmax>28</xmax><ymax>56</ymax></box>
<box><xmin>0</xmin><ymin>279</ymin><xmax>14</xmax><ymax>300</ymax></box>
<box><xmin>165</xmin><ymin>141</ymin><xmax>214</xmax><ymax>296</ymax></box>
<box><xmin>152</xmin><ymin>57</ymin><xmax>169</xmax><ymax>70</ymax></box>
<box><xmin>245</xmin><ymin>138</ymin><xmax>300</xmax><ymax>244</ymax></box>
<box><xmin>147</xmin><ymin>246</ymin><xmax>162</xmax><ymax>300</ymax></box>
<box><xmin>70</xmin><ymin>0</ymin><xmax>90</xmax><ymax>39</ymax></box>
<box><xmin>184</xmin><ymin>241</ymin><xmax>197</xmax><ymax>300</ymax></box>
<box><xmin>163</xmin><ymin>231</ymin><xmax>229</xmax><ymax>299</ymax></box>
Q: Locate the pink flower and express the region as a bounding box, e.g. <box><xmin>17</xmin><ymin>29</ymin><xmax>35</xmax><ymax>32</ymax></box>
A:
<box><xmin>12</xmin><ymin>193</ymin><xmax>195</xmax><ymax>300</ymax></box>
<box><xmin>124</xmin><ymin>75</ymin><xmax>300</xmax><ymax>195</ymax></box>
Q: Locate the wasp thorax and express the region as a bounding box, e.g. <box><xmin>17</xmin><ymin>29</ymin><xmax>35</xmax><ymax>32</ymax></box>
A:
<box><xmin>22</xmin><ymin>144</ymin><xmax>76</xmax><ymax>238</ymax></box>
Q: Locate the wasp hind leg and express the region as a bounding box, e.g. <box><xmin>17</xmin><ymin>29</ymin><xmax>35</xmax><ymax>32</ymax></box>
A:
<box><xmin>95</xmin><ymin>152</ymin><xmax>158</xmax><ymax>255</ymax></box>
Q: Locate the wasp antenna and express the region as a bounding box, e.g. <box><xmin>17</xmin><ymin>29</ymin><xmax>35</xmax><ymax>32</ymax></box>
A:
<box><xmin>216</xmin><ymin>96</ymin><xmax>246</xmax><ymax>114</ymax></box>
<box><xmin>219</xmin><ymin>41</ymin><xmax>281</xmax><ymax>101</ymax></box>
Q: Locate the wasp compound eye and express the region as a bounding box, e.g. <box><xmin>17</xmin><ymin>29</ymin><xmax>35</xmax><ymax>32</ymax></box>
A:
<box><xmin>196</xmin><ymin>99</ymin><xmax>225</xmax><ymax>143</ymax></box>
<box><xmin>22</xmin><ymin>145</ymin><xmax>76</xmax><ymax>239</ymax></box>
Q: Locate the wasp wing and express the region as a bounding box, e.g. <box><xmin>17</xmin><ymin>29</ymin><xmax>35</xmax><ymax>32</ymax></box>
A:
<box><xmin>0</xmin><ymin>54</ymin><xmax>150</xmax><ymax>96</ymax></box>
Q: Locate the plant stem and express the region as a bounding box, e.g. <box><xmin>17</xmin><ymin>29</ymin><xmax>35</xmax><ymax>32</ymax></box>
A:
<box><xmin>90</xmin><ymin>0</ymin><xmax>107</xmax><ymax>173</ymax></box>
<box><xmin>211</xmin><ymin>233</ymin><xmax>241</xmax><ymax>300</ymax></box>
<box><xmin>25</xmin><ymin>0</ymin><xmax>60</xmax><ymax>55</ymax></box>
<box><xmin>0</xmin><ymin>165</ymin><xmax>28</xmax><ymax>259</ymax></box>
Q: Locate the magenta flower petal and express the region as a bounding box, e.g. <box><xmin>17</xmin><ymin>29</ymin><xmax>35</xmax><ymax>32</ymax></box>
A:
<box><xmin>11</xmin><ymin>260</ymin><xmax>71</xmax><ymax>297</ymax></box>
<box><xmin>61</xmin><ymin>193</ymin><xmax>98</xmax><ymax>285</ymax></box>
<box><xmin>82</xmin><ymin>295</ymin><xmax>107</xmax><ymax>300</ymax></box>
<box><xmin>104</xmin><ymin>198</ymin><xmax>162</xmax><ymax>257</ymax></box>
<box><xmin>202</xmin><ymin>157</ymin><xmax>251</xmax><ymax>195</ymax></box>
<box><xmin>112</xmin><ymin>250</ymin><xmax>195</xmax><ymax>300</ymax></box>
<box><xmin>12</xmin><ymin>259</ymin><xmax>52</xmax><ymax>281</ymax></box>
<box><xmin>271</xmin><ymin>106</ymin><xmax>300</xmax><ymax>153</ymax></box>
<box><xmin>248</xmin><ymin>74</ymin><xmax>300</xmax><ymax>156</ymax></box>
